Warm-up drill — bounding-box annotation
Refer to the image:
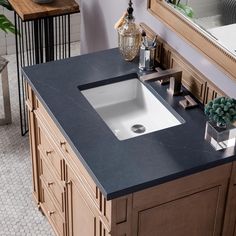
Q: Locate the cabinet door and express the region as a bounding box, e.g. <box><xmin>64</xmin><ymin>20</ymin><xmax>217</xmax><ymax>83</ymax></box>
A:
<box><xmin>66</xmin><ymin>165</ymin><xmax>97</xmax><ymax>236</ymax></box>
<box><xmin>223</xmin><ymin>162</ymin><xmax>236</xmax><ymax>236</ymax></box>
<box><xmin>133</xmin><ymin>164</ymin><xmax>231</xmax><ymax>236</ymax></box>
<box><xmin>223</xmin><ymin>186</ymin><xmax>236</xmax><ymax>236</ymax></box>
<box><xmin>137</xmin><ymin>186</ymin><xmax>223</xmax><ymax>236</ymax></box>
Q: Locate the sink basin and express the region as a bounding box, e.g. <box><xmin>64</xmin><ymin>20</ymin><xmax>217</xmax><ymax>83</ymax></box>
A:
<box><xmin>80</xmin><ymin>77</ymin><xmax>184</xmax><ymax>140</ymax></box>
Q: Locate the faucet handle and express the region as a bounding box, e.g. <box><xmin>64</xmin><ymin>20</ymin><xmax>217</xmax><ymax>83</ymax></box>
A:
<box><xmin>155</xmin><ymin>67</ymin><xmax>169</xmax><ymax>85</ymax></box>
<box><xmin>168</xmin><ymin>71</ymin><xmax>182</xmax><ymax>96</ymax></box>
<box><xmin>179</xmin><ymin>95</ymin><xmax>198</xmax><ymax>109</ymax></box>
<box><xmin>139</xmin><ymin>68</ymin><xmax>183</xmax><ymax>96</ymax></box>
<box><xmin>139</xmin><ymin>68</ymin><xmax>180</xmax><ymax>82</ymax></box>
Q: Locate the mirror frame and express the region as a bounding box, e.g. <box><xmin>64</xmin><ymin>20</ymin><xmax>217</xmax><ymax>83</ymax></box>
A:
<box><xmin>148</xmin><ymin>0</ymin><xmax>236</xmax><ymax>81</ymax></box>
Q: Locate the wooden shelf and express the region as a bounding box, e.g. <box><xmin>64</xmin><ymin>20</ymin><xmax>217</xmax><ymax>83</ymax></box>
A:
<box><xmin>8</xmin><ymin>0</ymin><xmax>80</xmax><ymax>21</ymax></box>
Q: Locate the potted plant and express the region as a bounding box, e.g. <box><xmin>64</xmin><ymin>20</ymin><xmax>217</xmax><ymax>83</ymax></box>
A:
<box><xmin>0</xmin><ymin>0</ymin><xmax>16</xmax><ymax>34</ymax></box>
<box><xmin>166</xmin><ymin>0</ymin><xmax>194</xmax><ymax>18</ymax></box>
<box><xmin>205</xmin><ymin>97</ymin><xmax>236</xmax><ymax>128</ymax></box>
<box><xmin>0</xmin><ymin>0</ymin><xmax>17</xmax><ymax>78</ymax></box>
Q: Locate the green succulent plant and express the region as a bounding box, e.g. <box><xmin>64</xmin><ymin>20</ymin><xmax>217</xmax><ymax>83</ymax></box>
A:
<box><xmin>205</xmin><ymin>97</ymin><xmax>236</xmax><ymax>127</ymax></box>
<box><xmin>167</xmin><ymin>0</ymin><xmax>194</xmax><ymax>18</ymax></box>
<box><xmin>0</xmin><ymin>0</ymin><xmax>16</xmax><ymax>34</ymax></box>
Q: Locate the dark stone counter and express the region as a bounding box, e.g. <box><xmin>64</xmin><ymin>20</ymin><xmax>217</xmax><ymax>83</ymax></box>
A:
<box><xmin>22</xmin><ymin>48</ymin><xmax>236</xmax><ymax>200</ymax></box>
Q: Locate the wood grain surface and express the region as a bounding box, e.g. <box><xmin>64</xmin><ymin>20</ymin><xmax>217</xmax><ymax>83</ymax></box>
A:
<box><xmin>8</xmin><ymin>0</ymin><xmax>80</xmax><ymax>21</ymax></box>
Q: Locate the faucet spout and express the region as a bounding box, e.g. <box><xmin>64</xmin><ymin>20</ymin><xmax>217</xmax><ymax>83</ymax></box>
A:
<box><xmin>139</xmin><ymin>68</ymin><xmax>182</xmax><ymax>96</ymax></box>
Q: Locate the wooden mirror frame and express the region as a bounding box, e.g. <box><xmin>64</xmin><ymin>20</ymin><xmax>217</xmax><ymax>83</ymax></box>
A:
<box><xmin>148</xmin><ymin>0</ymin><xmax>236</xmax><ymax>81</ymax></box>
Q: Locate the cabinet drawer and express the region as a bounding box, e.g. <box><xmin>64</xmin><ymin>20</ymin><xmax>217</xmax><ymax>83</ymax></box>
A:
<box><xmin>41</xmin><ymin>181</ymin><xmax>66</xmax><ymax>236</ymax></box>
<box><xmin>61</xmin><ymin>141</ymin><xmax>98</xmax><ymax>201</ymax></box>
<box><xmin>37</xmin><ymin>119</ymin><xmax>63</xmax><ymax>181</ymax></box>
<box><xmin>137</xmin><ymin>186</ymin><xmax>224</xmax><ymax>236</ymax></box>
<box><xmin>35</xmin><ymin>97</ymin><xmax>68</xmax><ymax>148</ymax></box>
<box><xmin>133</xmin><ymin>164</ymin><xmax>231</xmax><ymax>209</ymax></box>
<box><xmin>25</xmin><ymin>81</ymin><xmax>35</xmax><ymax>111</ymax></box>
<box><xmin>40</xmin><ymin>153</ymin><xmax>65</xmax><ymax>213</ymax></box>
<box><xmin>35</xmin><ymin>98</ymin><xmax>97</xmax><ymax>201</ymax></box>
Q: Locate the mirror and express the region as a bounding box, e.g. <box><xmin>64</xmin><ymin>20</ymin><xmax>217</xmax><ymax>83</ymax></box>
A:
<box><xmin>167</xmin><ymin>0</ymin><xmax>236</xmax><ymax>56</ymax></box>
<box><xmin>148</xmin><ymin>0</ymin><xmax>236</xmax><ymax>81</ymax></box>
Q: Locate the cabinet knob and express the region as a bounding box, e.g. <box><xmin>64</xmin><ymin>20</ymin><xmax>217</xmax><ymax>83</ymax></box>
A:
<box><xmin>60</xmin><ymin>141</ymin><xmax>68</xmax><ymax>153</ymax></box>
<box><xmin>48</xmin><ymin>211</ymin><xmax>55</xmax><ymax>216</ymax></box>
<box><xmin>66</xmin><ymin>181</ymin><xmax>71</xmax><ymax>186</ymax></box>
<box><xmin>46</xmin><ymin>150</ymin><xmax>52</xmax><ymax>156</ymax></box>
<box><xmin>60</xmin><ymin>141</ymin><xmax>66</xmax><ymax>147</ymax></box>
<box><xmin>47</xmin><ymin>182</ymin><xmax>54</xmax><ymax>187</ymax></box>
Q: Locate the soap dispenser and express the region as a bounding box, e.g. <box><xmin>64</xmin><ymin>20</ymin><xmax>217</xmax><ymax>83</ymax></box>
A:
<box><xmin>117</xmin><ymin>0</ymin><xmax>141</xmax><ymax>61</ymax></box>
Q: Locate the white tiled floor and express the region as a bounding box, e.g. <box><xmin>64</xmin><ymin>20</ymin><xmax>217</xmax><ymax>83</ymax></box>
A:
<box><xmin>0</xmin><ymin>42</ymin><xmax>80</xmax><ymax>236</ymax></box>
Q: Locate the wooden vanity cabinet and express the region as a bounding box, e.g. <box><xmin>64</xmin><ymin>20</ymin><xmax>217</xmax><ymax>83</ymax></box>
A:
<box><xmin>65</xmin><ymin>164</ymin><xmax>98</xmax><ymax>236</ymax></box>
<box><xmin>25</xmin><ymin>82</ymin><xmax>40</xmax><ymax>204</ymax></box>
<box><xmin>132</xmin><ymin>164</ymin><xmax>231</xmax><ymax>236</ymax></box>
<box><xmin>26</xmin><ymin>82</ymin><xmax>235</xmax><ymax>236</ymax></box>
<box><xmin>26</xmin><ymin>83</ymin><xmax>112</xmax><ymax>236</ymax></box>
<box><xmin>222</xmin><ymin>162</ymin><xmax>236</xmax><ymax>236</ymax></box>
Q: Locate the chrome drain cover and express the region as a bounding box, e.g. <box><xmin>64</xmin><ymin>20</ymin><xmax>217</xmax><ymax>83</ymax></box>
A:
<box><xmin>131</xmin><ymin>124</ymin><xmax>146</xmax><ymax>134</ymax></box>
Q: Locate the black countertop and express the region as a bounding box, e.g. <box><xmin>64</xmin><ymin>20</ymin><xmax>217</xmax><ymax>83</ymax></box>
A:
<box><xmin>22</xmin><ymin>48</ymin><xmax>236</xmax><ymax>200</ymax></box>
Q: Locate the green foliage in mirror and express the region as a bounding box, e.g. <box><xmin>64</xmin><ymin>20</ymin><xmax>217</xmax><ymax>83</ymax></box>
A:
<box><xmin>205</xmin><ymin>97</ymin><xmax>236</xmax><ymax>127</ymax></box>
<box><xmin>0</xmin><ymin>0</ymin><xmax>16</xmax><ymax>34</ymax></box>
<box><xmin>167</xmin><ymin>0</ymin><xmax>194</xmax><ymax>18</ymax></box>
<box><xmin>0</xmin><ymin>0</ymin><xmax>12</xmax><ymax>10</ymax></box>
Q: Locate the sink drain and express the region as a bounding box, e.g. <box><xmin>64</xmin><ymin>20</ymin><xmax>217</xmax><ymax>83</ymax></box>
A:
<box><xmin>131</xmin><ymin>124</ymin><xmax>146</xmax><ymax>134</ymax></box>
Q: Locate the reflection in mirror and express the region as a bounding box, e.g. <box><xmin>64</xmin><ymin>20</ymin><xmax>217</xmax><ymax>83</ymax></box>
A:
<box><xmin>165</xmin><ymin>0</ymin><xmax>236</xmax><ymax>56</ymax></box>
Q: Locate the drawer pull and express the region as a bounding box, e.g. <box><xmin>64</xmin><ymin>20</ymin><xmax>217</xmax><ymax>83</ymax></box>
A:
<box><xmin>60</xmin><ymin>141</ymin><xmax>66</xmax><ymax>147</ymax></box>
<box><xmin>66</xmin><ymin>181</ymin><xmax>71</xmax><ymax>186</ymax></box>
<box><xmin>60</xmin><ymin>141</ymin><xmax>68</xmax><ymax>153</ymax></box>
<box><xmin>48</xmin><ymin>211</ymin><xmax>55</xmax><ymax>216</ymax></box>
<box><xmin>46</xmin><ymin>150</ymin><xmax>53</xmax><ymax>156</ymax></box>
<box><xmin>47</xmin><ymin>182</ymin><xmax>54</xmax><ymax>187</ymax></box>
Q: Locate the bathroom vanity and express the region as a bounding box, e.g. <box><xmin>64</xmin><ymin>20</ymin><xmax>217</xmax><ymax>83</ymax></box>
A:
<box><xmin>23</xmin><ymin>48</ymin><xmax>236</xmax><ymax>236</ymax></box>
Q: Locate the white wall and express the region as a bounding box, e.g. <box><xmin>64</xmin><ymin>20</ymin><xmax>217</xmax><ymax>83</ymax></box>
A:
<box><xmin>0</xmin><ymin>1</ymin><xmax>80</xmax><ymax>56</ymax></box>
<box><xmin>80</xmin><ymin>0</ymin><xmax>236</xmax><ymax>98</ymax></box>
<box><xmin>70</xmin><ymin>0</ymin><xmax>81</xmax><ymax>44</ymax></box>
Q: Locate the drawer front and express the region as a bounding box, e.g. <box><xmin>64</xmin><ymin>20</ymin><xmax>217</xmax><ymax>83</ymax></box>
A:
<box><xmin>133</xmin><ymin>164</ymin><xmax>231</xmax><ymax>209</ymax></box>
<box><xmin>35</xmin><ymin>97</ymin><xmax>67</xmax><ymax>147</ymax></box>
<box><xmin>25</xmin><ymin>81</ymin><xmax>35</xmax><ymax>111</ymax></box>
<box><xmin>40</xmin><ymin>153</ymin><xmax>65</xmax><ymax>213</ymax></box>
<box><xmin>41</xmin><ymin>181</ymin><xmax>65</xmax><ymax>236</ymax></box>
<box><xmin>37</xmin><ymin>119</ymin><xmax>63</xmax><ymax>181</ymax></box>
<box><xmin>62</xmin><ymin>141</ymin><xmax>98</xmax><ymax>201</ymax></box>
<box><xmin>35</xmin><ymin>98</ymin><xmax>97</xmax><ymax>201</ymax></box>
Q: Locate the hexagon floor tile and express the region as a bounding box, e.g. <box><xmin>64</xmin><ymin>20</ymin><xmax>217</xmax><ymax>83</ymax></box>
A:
<box><xmin>0</xmin><ymin>42</ymin><xmax>80</xmax><ymax>236</ymax></box>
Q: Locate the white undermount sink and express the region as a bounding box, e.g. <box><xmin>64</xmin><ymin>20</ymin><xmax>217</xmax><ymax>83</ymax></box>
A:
<box><xmin>80</xmin><ymin>78</ymin><xmax>184</xmax><ymax>140</ymax></box>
